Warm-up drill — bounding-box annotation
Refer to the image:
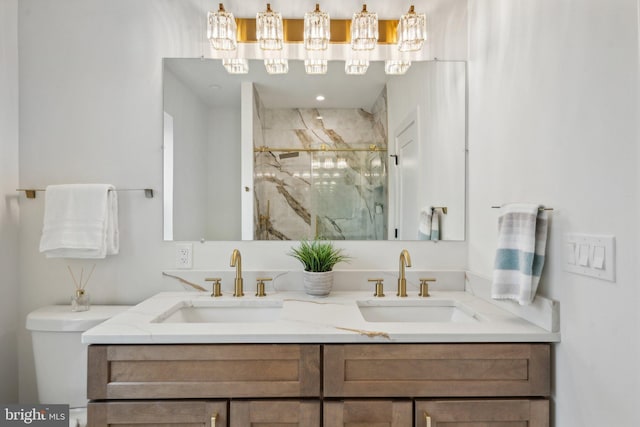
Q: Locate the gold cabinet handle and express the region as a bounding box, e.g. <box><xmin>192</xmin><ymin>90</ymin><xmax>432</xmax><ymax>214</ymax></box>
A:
<box><xmin>424</xmin><ymin>411</ymin><xmax>431</xmax><ymax>427</ymax></box>
<box><xmin>211</xmin><ymin>413</ymin><xmax>217</xmax><ymax>427</ymax></box>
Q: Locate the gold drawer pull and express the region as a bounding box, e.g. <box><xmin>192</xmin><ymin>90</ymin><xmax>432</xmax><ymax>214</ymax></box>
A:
<box><xmin>424</xmin><ymin>411</ymin><xmax>431</xmax><ymax>427</ymax></box>
<box><xmin>211</xmin><ymin>413</ymin><xmax>217</xmax><ymax>426</ymax></box>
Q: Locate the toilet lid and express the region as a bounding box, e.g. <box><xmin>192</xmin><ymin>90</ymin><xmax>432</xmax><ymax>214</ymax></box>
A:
<box><xmin>26</xmin><ymin>305</ymin><xmax>131</xmax><ymax>332</ymax></box>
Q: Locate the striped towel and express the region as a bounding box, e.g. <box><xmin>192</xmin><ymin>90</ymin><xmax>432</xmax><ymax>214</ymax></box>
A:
<box><xmin>491</xmin><ymin>204</ymin><xmax>548</xmax><ymax>305</ymax></box>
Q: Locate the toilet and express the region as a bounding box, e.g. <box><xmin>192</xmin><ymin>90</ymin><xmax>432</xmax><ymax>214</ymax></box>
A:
<box><xmin>26</xmin><ymin>305</ymin><xmax>130</xmax><ymax>427</ymax></box>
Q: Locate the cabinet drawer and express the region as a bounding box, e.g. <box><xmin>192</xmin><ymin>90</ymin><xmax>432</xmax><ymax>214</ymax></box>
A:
<box><xmin>88</xmin><ymin>344</ymin><xmax>320</xmax><ymax>399</ymax></box>
<box><xmin>88</xmin><ymin>400</ymin><xmax>227</xmax><ymax>426</ymax></box>
<box><xmin>324</xmin><ymin>344</ymin><xmax>550</xmax><ymax>398</ymax></box>
<box><xmin>416</xmin><ymin>399</ymin><xmax>549</xmax><ymax>427</ymax></box>
<box><xmin>324</xmin><ymin>400</ymin><xmax>412</xmax><ymax>427</ymax></box>
<box><xmin>230</xmin><ymin>400</ymin><xmax>320</xmax><ymax>427</ymax></box>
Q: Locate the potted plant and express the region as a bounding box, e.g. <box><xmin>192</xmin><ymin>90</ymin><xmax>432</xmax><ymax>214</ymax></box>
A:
<box><xmin>289</xmin><ymin>239</ymin><xmax>350</xmax><ymax>296</ymax></box>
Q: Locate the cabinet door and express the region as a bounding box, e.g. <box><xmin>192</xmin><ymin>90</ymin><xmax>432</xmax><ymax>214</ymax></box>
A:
<box><xmin>88</xmin><ymin>400</ymin><xmax>227</xmax><ymax>426</ymax></box>
<box><xmin>324</xmin><ymin>344</ymin><xmax>550</xmax><ymax>398</ymax></box>
<box><xmin>324</xmin><ymin>400</ymin><xmax>412</xmax><ymax>427</ymax></box>
<box><xmin>230</xmin><ymin>400</ymin><xmax>320</xmax><ymax>427</ymax></box>
<box><xmin>415</xmin><ymin>399</ymin><xmax>549</xmax><ymax>427</ymax></box>
<box><xmin>88</xmin><ymin>344</ymin><xmax>320</xmax><ymax>399</ymax></box>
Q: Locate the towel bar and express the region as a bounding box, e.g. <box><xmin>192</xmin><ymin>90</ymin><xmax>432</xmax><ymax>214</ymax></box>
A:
<box><xmin>16</xmin><ymin>188</ymin><xmax>154</xmax><ymax>199</ymax></box>
<box><xmin>491</xmin><ymin>205</ymin><xmax>553</xmax><ymax>211</ymax></box>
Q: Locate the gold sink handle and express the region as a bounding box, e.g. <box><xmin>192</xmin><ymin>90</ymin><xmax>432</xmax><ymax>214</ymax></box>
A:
<box><xmin>367</xmin><ymin>278</ymin><xmax>385</xmax><ymax>297</ymax></box>
<box><xmin>256</xmin><ymin>277</ymin><xmax>272</xmax><ymax>297</ymax></box>
<box><xmin>205</xmin><ymin>278</ymin><xmax>222</xmax><ymax>297</ymax></box>
<box><xmin>419</xmin><ymin>278</ymin><xmax>436</xmax><ymax>297</ymax></box>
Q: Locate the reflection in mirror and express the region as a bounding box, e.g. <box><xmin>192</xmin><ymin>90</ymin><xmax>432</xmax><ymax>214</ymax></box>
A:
<box><xmin>163</xmin><ymin>59</ymin><xmax>466</xmax><ymax>241</ymax></box>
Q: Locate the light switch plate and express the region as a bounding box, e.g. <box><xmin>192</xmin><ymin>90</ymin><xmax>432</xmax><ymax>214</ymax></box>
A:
<box><xmin>564</xmin><ymin>234</ymin><xmax>615</xmax><ymax>281</ymax></box>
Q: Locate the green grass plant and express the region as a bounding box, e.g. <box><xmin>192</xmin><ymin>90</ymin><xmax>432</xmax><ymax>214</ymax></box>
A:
<box><xmin>289</xmin><ymin>240</ymin><xmax>350</xmax><ymax>273</ymax></box>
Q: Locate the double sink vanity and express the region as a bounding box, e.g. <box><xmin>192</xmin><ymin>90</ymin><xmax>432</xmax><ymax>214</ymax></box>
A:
<box><xmin>83</xmin><ymin>256</ymin><xmax>559</xmax><ymax>427</ymax></box>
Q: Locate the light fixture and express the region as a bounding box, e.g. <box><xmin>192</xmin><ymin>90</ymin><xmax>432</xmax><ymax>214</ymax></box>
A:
<box><xmin>264</xmin><ymin>58</ymin><xmax>289</xmax><ymax>74</ymax></box>
<box><xmin>207</xmin><ymin>3</ymin><xmax>237</xmax><ymax>50</ymax></box>
<box><xmin>256</xmin><ymin>3</ymin><xmax>283</xmax><ymax>50</ymax></box>
<box><xmin>397</xmin><ymin>5</ymin><xmax>426</xmax><ymax>52</ymax></box>
<box><xmin>222</xmin><ymin>58</ymin><xmax>249</xmax><ymax>74</ymax></box>
<box><xmin>304</xmin><ymin>4</ymin><xmax>330</xmax><ymax>51</ymax></box>
<box><xmin>306</xmin><ymin>59</ymin><xmax>328</xmax><ymax>74</ymax></box>
<box><xmin>351</xmin><ymin>4</ymin><xmax>378</xmax><ymax>51</ymax></box>
<box><xmin>315</xmin><ymin>95</ymin><xmax>325</xmax><ymax>101</ymax></box>
<box><xmin>385</xmin><ymin>59</ymin><xmax>411</xmax><ymax>75</ymax></box>
<box><xmin>345</xmin><ymin>58</ymin><xmax>370</xmax><ymax>75</ymax></box>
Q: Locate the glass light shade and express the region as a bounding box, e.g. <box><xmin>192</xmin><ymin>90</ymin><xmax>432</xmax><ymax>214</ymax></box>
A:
<box><xmin>345</xmin><ymin>58</ymin><xmax>369</xmax><ymax>75</ymax></box>
<box><xmin>385</xmin><ymin>59</ymin><xmax>411</xmax><ymax>75</ymax></box>
<box><xmin>264</xmin><ymin>58</ymin><xmax>289</xmax><ymax>74</ymax></box>
<box><xmin>398</xmin><ymin>5</ymin><xmax>426</xmax><ymax>52</ymax></box>
<box><xmin>304</xmin><ymin>4</ymin><xmax>330</xmax><ymax>50</ymax></box>
<box><xmin>351</xmin><ymin>4</ymin><xmax>378</xmax><ymax>51</ymax></box>
<box><xmin>222</xmin><ymin>58</ymin><xmax>249</xmax><ymax>74</ymax></box>
<box><xmin>256</xmin><ymin>3</ymin><xmax>283</xmax><ymax>50</ymax></box>
<box><xmin>305</xmin><ymin>59</ymin><xmax>328</xmax><ymax>74</ymax></box>
<box><xmin>207</xmin><ymin>4</ymin><xmax>237</xmax><ymax>51</ymax></box>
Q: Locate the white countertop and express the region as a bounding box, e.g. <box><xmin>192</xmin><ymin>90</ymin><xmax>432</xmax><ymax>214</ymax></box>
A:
<box><xmin>82</xmin><ymin>289</ymin><xmax>560</xmax><ymax>344</ymax></box>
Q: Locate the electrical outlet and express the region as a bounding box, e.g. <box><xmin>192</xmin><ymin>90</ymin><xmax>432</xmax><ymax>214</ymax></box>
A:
<box><xmin>175</xmin><ymin>243</ymin><xmax>193</xmax><ymax>269</ymax></box>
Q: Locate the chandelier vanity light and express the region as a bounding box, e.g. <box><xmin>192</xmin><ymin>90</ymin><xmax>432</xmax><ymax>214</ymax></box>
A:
<box><xmin>256</xmin><ymin>3</ymin><xmax>284</xmax><ymax>51</ymax></box>
<box><xmin>350</xmin><ymin>4</ymin><xmax>378</xmax><ymax>51</ymax></box>
<box><xmin>304</xmin><ymin>4</ymin><xmax>330</xmax><ymax>51</ymax></box>
<box><xmin>207</xmin><ymin>3</ymin><xmax>237</xmax><ymax>51</ymax></box>
<box><xmin>206</xmin><ymin>3</ymin><xmax>428</xmax><ymax>75</ymax></box>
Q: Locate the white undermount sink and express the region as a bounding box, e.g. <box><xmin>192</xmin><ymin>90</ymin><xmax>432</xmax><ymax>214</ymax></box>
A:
<box><xmin>357</xmin><ymin>299</ymin><xmax>480</xmax><ymax>323</ymax></box>
<box><xmin>154</xmin><ymin>300</ymin><xmax>283</xmax><ymax>323</ymax></box>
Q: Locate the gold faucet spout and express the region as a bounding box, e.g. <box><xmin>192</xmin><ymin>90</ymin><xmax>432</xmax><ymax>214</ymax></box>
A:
<box><xmin>230</xmin><ymin>249</ymin><xmax>244</xmax><ymax>297</ymax></box>
<box><xmin>397</xmin><ymin>249</ymin><xmax>412</xmax><ymax>297</ymax></box>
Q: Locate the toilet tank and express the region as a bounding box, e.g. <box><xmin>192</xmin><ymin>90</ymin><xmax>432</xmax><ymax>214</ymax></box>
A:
<box><xmin>26</xmin><ymin>305</ymin><xmax>130</xmax><ymax>408</ymax></box>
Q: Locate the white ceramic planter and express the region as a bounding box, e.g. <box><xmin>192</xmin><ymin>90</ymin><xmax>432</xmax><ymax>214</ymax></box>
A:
<box><xmin>303</xmin><ymin>271</ymin><xmax>334</xmax><ymax>296</ymax></box>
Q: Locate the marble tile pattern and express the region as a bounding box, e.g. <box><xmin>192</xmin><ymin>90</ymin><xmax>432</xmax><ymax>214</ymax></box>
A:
<box><xmin>254</xmin><ymin>89</ymin><xmax>389</xmax><ymax>240</ymax></box>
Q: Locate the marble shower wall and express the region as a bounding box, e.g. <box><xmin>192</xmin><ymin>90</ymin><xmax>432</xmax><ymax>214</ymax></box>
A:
<box><xmin>254</xmin><ymin>88</ymin><xmax>388</xmax><ymax>240</ymax></box>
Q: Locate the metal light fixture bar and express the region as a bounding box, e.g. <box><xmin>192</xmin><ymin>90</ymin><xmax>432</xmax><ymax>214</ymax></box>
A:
<box><xmin>236</xmin><ymin>18</ymin><xmax>398</xmax><ymax>44</ymax></box>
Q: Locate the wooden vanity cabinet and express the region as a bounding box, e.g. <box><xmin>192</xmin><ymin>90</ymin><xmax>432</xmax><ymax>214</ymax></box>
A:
<box><xmin>88</xmin><ymin>344</ymin><xmax>320</xmax><ymax>400</ymax></box>
<box><xmin>87</xmin><ymin>343</ymin><xmax>551</xmax><ymax>427</ymax></box>
<box><xmin>324</xmin><ymin>400</ymin><xmax>413</xmax><ymax>427</ymax></box>
<box><xmin>323</xmin><ymin>343</ymin><xmax>550</xmax><ymax>398</ymax></box>
<box><xmin>230</xmin><ymin>400</ymin><xmax>320</xmax><ymax>427</ymax></box>
<box><xmin>87</xmin><ymin>400</ymin><xmax>227</xmax><ymax>426</ymax></box>
<box><xmin>415</xmin><ymin>399</ymin><xmax>549</xmax><ymax>426</ymax></box>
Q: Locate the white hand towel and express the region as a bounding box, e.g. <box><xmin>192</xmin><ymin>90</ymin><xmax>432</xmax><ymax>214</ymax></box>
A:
<box><xmin>491</xmin><ymin>204</ymin><xmax>548</xmax><ymax>305</ymax></box>
<box><xmin>39</xmin><ymin>184</ymin><xmax>119</xmax><ymax>258</ymax></box>
<box><xmin>418</xmin><ymin>206</ymin><xmax>432</xmax><ymax>240</ymax></box>
<box><xmin>430</xmin><ymin>207</ymin><xmax>442</xmax><ymax>241</ymax></box>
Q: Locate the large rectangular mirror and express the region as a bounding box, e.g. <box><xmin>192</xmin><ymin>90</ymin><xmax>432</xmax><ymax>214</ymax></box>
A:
<box><xmin>163</xmin><ymin>59</ymin><xmax>466</xmax><ymax>241</ymax></box>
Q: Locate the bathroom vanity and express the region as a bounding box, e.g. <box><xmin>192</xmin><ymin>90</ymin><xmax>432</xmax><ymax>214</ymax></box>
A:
<box><xmin>83</xmin><ymin>281</ymin><xmax>558</xmax><ymax>426</ymax></box>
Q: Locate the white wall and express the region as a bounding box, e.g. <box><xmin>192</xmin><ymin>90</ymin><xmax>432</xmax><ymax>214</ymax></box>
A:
<box><xmin>0</xmin><ymin>0</ymin><xmax>20</xmax><ymax>403</ymax></box>
<box><xmin>468</xmin><ymin>1</ymin><xmax>639</xmax><ymax>425</ymax></box>
<box><xmin>16</xmin><ymin>0</ymin><xmax>468</xmax><ymax>403</ymax></box>
<box><xmin>387</xmin><ymin>61</ymin><xmax>466</xmax><ymax>240</ymax></box>
<box><xmin>207</xmin><ymin>107</ymin><xmax>241</xmax><ymax>240</ymax></box>
<box><xmin>163</xmin><ymin>67</ymin><xmax>209</xmax><ymax>241</ymax></box>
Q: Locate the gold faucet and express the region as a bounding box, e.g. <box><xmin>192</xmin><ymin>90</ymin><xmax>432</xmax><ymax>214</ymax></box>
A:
<box><xmin>230</xmin><ymin>249</ymin><xmax>244</xmax><ymax>297</ymax></box>
<box><xmin>397</xmin><ymin>249</ymin><xmax>412</xmax><ymax>297</ymax></box>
